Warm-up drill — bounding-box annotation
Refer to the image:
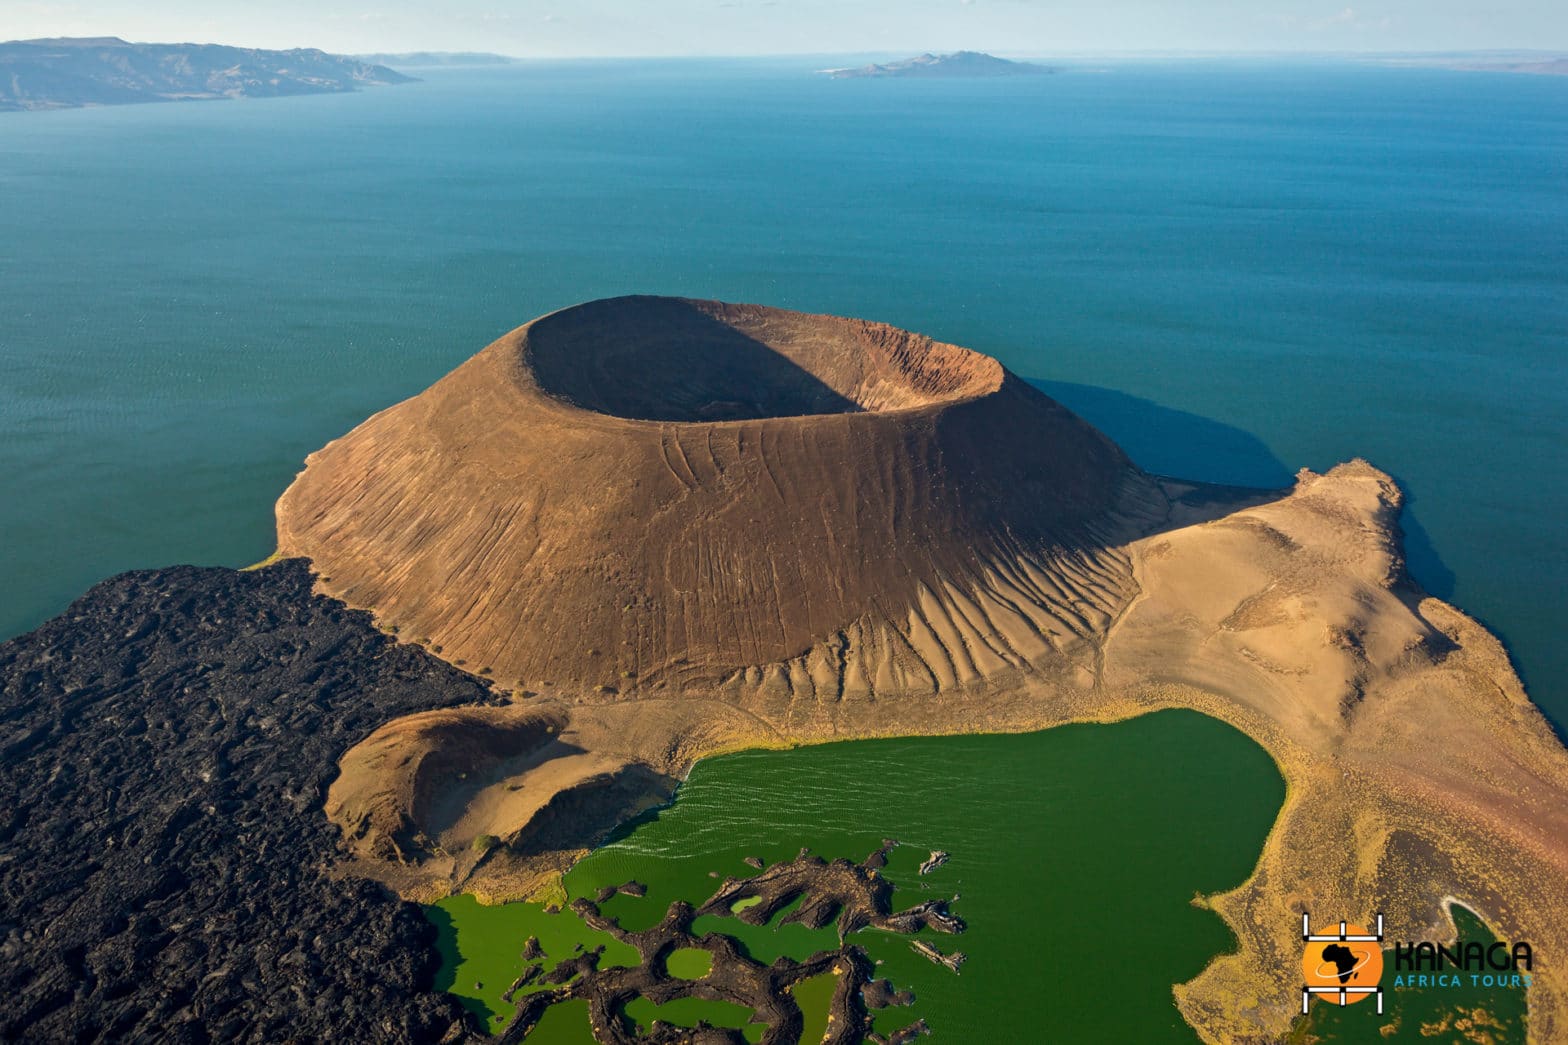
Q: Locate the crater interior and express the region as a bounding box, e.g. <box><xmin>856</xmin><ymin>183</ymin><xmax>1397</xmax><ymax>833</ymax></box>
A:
<box><xmin>523</xmin><ymin>296</ymin><xmax>1002</xmax><ymax>422</ymax></box>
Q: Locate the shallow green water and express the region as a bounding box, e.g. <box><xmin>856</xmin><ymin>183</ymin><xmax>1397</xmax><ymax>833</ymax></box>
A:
<box><xmin>665</xmin><ymin>948</ymin><xmax>714</xmax><ymax>979</ymax></box>
<box><xmin>792</xmin><ymin>973</ymin><xmax>835</xmax><ymax>1044</ymax></box>
<box><xmin>624</xmin><ymin>995</ymin><xmax>762</xmax><ymax>1041</ymax></box>
<box><xmin>430</xmin><ymin>709</ymin><xmax>1286</xmax><ymax>1041</ymax></box>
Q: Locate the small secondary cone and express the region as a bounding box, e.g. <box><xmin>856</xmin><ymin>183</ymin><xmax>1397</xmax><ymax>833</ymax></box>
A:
<box><xmin>275</xmin><ymin>295</ymin><xmax>1166</xmax><ymax>697</ymax></box>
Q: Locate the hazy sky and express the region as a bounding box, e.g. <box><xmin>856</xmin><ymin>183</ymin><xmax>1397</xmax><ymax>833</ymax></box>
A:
<box><xmin>7</xmin><ymin>0</ymin><xmax>1567</xmax><ymax>56</ymax></box>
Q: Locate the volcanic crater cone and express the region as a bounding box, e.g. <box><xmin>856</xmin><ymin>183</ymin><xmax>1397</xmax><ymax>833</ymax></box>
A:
<box><xmin>271</xmin><ymin>296</ymin><xmax>1568</xmax><ymax>1042</ymax></box>
<box><xmin>9</xmin><ymin>299</ymin><xmax>1568</xmax><ymax>1044</ymax></box>
<box><xmin>276</xmin><ymin>296</ymin><xmax>1165</xmax><ymax>703</ymax></box>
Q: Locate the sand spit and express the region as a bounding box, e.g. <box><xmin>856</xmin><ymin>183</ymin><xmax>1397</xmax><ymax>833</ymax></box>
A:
<box><xmin>281</xmin><ymin>298</ymin><xmax>1568</xmax><ymax>1043</ymax></box>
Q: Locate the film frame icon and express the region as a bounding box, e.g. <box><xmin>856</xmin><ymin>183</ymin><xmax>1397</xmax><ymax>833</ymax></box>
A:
<box><xmin>1301</xmin><ymin>912</ymin><xmax>1385</xmax><ymax>1014</ymax></box>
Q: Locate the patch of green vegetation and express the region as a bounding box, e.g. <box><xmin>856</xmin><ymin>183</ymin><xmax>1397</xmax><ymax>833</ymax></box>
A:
<box><xmin>471</xmin><ymin>834</ymin><xmax>500</xmax><ymax>854</ymax></box>
<box><xmin>530</xmin><ymin>875</ymin><xmax>569</xmax><ymax>910</ymax></box>
<box><xmin>240</xmin><ymin>550</ymin><xmax>284</xmax><ymax>571</ymax></box>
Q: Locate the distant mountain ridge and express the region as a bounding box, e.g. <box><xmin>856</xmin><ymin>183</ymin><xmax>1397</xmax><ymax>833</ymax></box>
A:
<box><xmin>0</xmin><ymin>37</ymin><xmax>414</xmax><ymax>112</ymax></box>
<box><xmin>823</xmin><ymin>50</ymin><xmax>1051</xmax><ymax>79</ymax></box>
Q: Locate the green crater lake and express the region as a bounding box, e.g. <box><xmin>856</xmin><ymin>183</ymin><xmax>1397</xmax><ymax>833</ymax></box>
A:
<box><xmin>429</xmin><ymin>709</ymin><xmax>1285</xmax><ymax>1041</ymax></box>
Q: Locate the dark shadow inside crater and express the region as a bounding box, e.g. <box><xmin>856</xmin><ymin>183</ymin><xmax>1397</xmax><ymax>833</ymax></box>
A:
<box><xmin>527</xmin><ymin>297</ymin><xmax>865</xmax><ymax>422</ymax></box>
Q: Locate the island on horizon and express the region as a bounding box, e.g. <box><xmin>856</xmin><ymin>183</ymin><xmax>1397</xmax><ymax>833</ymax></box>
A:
<box><xmin>821</xmin><ymin>50</ymin><xmax>1052</xmax><ymax>79</ymax></box>
<box><xmin>354</xmin><ymin>51</ymin><xmax>515</xmax><ymax>68</ymax></box>
<box><xmin>1373</xmin><ymin>50</ymin><xmax>1568</xmax><ymax>76</ymax></box>
<box><xmin>0</xmin><ymin>36</ymin><xmax>413</xmax><ymax>112</ymax></box>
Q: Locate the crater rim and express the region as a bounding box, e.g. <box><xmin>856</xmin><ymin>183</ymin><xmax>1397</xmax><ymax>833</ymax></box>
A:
<box><xmin>513</xmin><ymin>294</ymin><xmax>1006</xmax><ymax>425</ymax></box>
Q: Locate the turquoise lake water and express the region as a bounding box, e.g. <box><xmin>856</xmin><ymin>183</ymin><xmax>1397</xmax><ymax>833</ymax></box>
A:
<box><xmin>3</xmin><ymin>58</ymin><xmax>1562</xmax><ymax>1044</ymax></box>
<box><xmin>2</xmin><ymin>60</ymin><xmax>1563</xmax><ymax>735</ymax></box>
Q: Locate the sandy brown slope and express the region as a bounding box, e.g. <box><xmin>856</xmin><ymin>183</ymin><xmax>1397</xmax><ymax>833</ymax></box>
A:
<box><xmin>280</xmin><ymin>299</ymin><xmax>1568</xmax><ymax>1043</ymax></box>
<box><xmin>1104</xmin><ymin>465</ymin><xmax>1568</xmax><ymax>1043</ymax></box>
<box><xmin>277</xmin><ymin>296</ymin><xmax>1166</xmax><ymax>700</ymax></box>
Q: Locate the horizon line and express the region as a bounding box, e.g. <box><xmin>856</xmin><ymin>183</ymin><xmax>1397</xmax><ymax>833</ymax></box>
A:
<box><xmin>6</xmin><ymin>37</ymin><xmax>1568</xmax><ymax>62</ymax></box>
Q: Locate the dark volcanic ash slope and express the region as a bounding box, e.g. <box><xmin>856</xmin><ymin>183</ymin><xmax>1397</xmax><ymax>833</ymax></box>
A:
<box><xmin>0</xmin><ymin>560</ymin><xmax>488</xmax><ymax>1043</ymax></box>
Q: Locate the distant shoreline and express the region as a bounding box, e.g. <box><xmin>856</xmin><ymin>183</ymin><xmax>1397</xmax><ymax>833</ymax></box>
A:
<box><xmin>1368</xmin><ymin>54</ymin><xmax>1568</xmax><ymax>76</ymax></box>
<box><xmin>0</xmin><ymin>37</ymin><xmax>413</xmax><ymax>112</ymax></box>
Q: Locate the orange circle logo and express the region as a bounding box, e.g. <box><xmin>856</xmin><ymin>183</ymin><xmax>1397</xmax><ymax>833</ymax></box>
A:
<box><xmin>1302</xmin><ymin>924</ymin><xmax>1384</xmax><ymax>1005</ymax></box>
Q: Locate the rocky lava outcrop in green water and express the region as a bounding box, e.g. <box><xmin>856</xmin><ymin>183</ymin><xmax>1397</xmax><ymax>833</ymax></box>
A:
<box><xmin>498</xmin><ymin>843</ymin><xmax>960</xmax><ymax>1044</ymax></box>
